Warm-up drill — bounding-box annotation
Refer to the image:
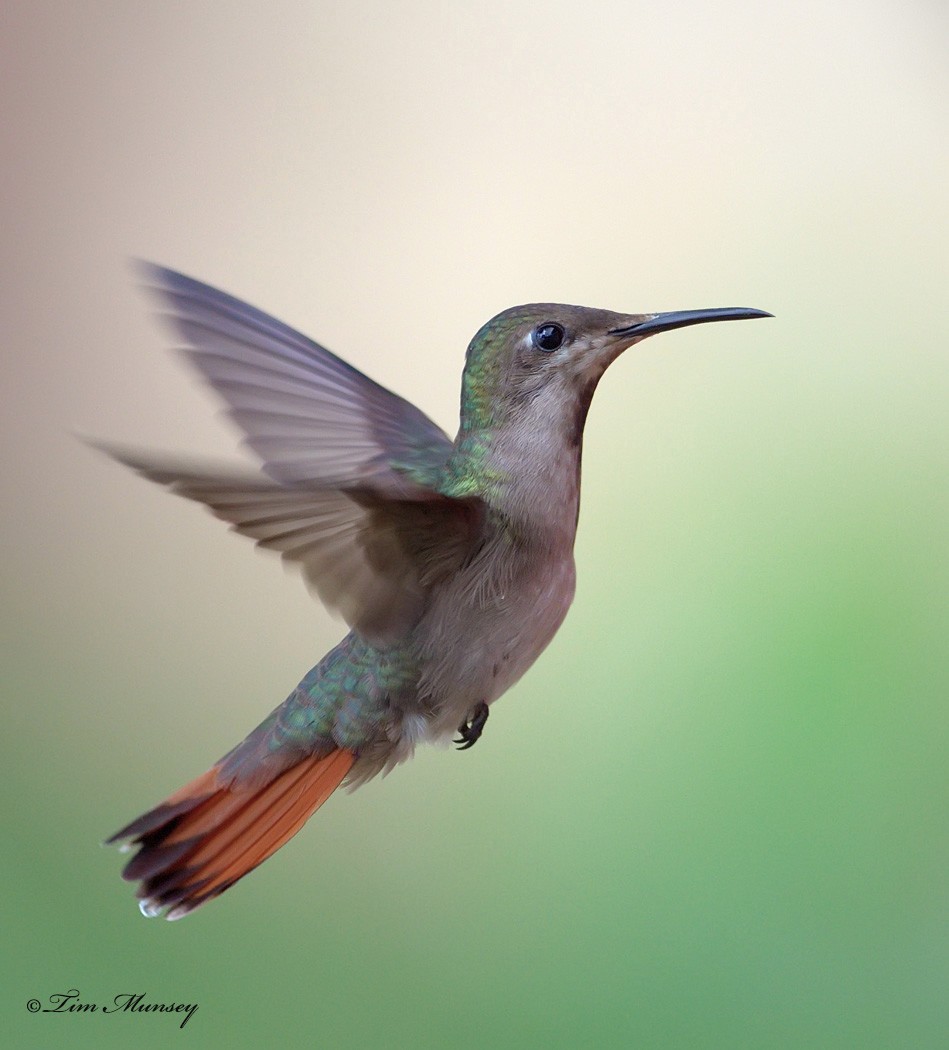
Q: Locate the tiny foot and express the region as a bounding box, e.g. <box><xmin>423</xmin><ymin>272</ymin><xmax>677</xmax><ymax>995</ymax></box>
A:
<box><xmin>455</xmin><ymin>702</ymin><xmax>489</xmax><ymax>750</ymax></box>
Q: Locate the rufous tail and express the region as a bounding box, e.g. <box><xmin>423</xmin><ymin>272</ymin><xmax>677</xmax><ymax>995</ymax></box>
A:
<box><xmin>107</xmin><ymin>749</ymin><xmax>354</xmax><ymax>919</ymax></box>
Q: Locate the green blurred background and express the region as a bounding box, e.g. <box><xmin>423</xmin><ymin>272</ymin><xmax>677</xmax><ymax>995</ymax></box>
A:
<box><xmin>3</xmin><ymin>2</ymin><xmax>947</xmax><ymax>1047</ymax></box>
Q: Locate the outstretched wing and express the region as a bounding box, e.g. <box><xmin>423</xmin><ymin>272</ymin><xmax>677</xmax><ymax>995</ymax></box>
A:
<box><xmin>96</xmin><ymin>446</ymin><xmax>482</xmax><ymax>645</ymax></box>
<box><xmin>96</xmin><ymin>267</ymin><xmax>481</xmax><ymax>644</ymax></box>
<box><xmin>137</xmin><ymin>262</ymin><xmax>452</xmax><ymax>493</ymax></box>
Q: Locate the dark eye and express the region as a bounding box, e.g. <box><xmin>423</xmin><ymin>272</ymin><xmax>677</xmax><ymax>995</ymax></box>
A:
<box><xmin>532</xmin><ymin>323</ymin><xmax>565</xmax><ymax>352</ymax></box>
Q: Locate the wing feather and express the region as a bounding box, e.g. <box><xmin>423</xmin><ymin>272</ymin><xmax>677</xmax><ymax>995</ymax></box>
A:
<box><xmin>93</xmin><ymin>266</ymin><xmax>480</xmax><ymax>642</ymax></box>
<box><xmin>139</xmin><ymin>263</ymin><xmax>452</xmax><ymax>491</ymax></box>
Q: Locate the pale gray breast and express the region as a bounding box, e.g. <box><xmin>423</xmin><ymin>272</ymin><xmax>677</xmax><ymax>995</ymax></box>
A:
<box><xmin>413</xmin><ymin>537</ymin><xmax>577</xmax><ymax>738</ymax></box>
<box><xmin>414</xmin><ymin>414</ymin><xmax>584</xmax><ymax>739</ymax></box>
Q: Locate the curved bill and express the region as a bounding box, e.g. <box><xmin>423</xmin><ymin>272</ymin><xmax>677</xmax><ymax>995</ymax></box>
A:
<box><xmin>609</xmin><ymin>307</ymin><xmax>773</xmax><ymax>338</ymax></box>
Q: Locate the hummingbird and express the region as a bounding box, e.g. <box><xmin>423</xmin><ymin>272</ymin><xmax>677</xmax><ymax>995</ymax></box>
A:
<box><xmin>101</xmin><ymin>264</ymin><xmax>770</xmax><ymax>919</ymax></box>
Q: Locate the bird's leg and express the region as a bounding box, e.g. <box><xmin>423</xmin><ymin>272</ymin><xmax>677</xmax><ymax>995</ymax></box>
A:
<box><xmin>455</xmin><ymin>702</ymin><xmax>489</xmax><ymax>750</ymax></box>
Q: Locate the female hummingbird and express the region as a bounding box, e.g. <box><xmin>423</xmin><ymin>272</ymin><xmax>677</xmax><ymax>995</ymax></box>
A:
<box><xmin>102</xmin><ymin>264</ymin><xmax>769</xmax><ymax>919</ymax></box>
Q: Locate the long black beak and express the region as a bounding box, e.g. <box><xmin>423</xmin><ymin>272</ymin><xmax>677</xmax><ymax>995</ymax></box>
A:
<box><xmin>609</xmin><ymin>307</ymin><xmax>772</xmax><ymax>338</ymax></box>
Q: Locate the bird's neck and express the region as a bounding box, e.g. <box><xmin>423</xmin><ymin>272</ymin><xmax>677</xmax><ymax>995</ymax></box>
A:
<box><xmin>444</xmin><ymin>417</ymin><xmax>584</xmax><ymax>551</ymax></box>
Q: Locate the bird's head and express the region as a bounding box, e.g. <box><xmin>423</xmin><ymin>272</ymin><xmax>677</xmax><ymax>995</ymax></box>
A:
<box><xmin>459</xmin><ymin>303</ymin><xmax>771</xmax><ymax>440</ymax></box>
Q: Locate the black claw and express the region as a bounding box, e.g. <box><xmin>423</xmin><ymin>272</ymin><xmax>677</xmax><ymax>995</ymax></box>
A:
<box><xmin>455</xmin><ymin>702</ymin><xmax>489</xmax><ymax>750</ymax></box>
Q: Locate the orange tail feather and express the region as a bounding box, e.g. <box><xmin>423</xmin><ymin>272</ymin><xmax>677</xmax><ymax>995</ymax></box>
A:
<box><xmin>108</xmin><ymin>749</ymin><xmax>354</xmax><ymax>919</ymax></box>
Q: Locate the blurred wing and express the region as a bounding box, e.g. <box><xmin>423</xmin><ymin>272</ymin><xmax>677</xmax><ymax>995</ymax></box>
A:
<box><xmin>96</xmin><ymin>445</ymin><xmax>482</xmax><ymax>645</ymax></box>
<box><xmin>137</xmin><ymin>263</ymin><xmax>452</xmax><ymax>492</ymax></box>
